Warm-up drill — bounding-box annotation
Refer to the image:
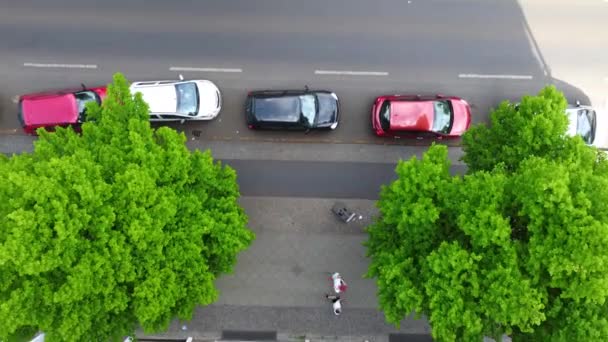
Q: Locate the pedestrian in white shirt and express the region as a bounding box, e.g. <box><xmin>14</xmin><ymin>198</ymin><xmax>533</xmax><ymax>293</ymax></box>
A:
<box><xmin>325</xmin><ymin>294</ymin><xmax>342</xmax><ymax>315</ymax></box>
<box><xmin>331</xmin><ymin>272</ymin><xmax>348</xmax><ymax>293</ymax></box>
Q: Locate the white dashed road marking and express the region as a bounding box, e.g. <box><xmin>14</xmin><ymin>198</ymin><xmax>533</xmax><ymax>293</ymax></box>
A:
<box><xmin>23</xmin><ymin>62</ymin><xmax>97</xmax><ymax>69</ymax></box>
<box><xmin>169</xmin><ymin>66</ymin><xmax>242</xmax><ymax>73</ymax></box>
<box><xmin>458</xmin><ymin>73</ymin><xmax>533</xmax><ymax>80</ymax></box>
<box><xmin>314</xmin><ymin>69</ymin><xmax>389</xmax><ymax>76</ymax></box>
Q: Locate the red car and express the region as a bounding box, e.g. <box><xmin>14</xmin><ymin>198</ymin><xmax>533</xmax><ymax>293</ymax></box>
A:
<box><xmin>372</xmin><ymin>94</ymin><xmax>471</xmax><ymax>138</ymax></box>
<box><xmin>18</xmin><ymin>85</ymin><xmax>107</xmax><ymax>134</ymax></box>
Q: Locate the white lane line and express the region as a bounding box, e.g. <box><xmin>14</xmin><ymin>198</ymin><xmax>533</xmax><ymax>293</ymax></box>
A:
<box><xmin>169</xmin><ymin>66</ymin><xmax>242</xmax><ymax>73</ymax></box>
<box><xmin>23</xmin><ymin>62</ymin><xmax>97</xmax><ymax>69</ymax></box>
<box><xmin>458</xmin><ymin>73</ymin><xmax>533</xmax><ymax>80</ymax></box>
<box><xmin>315</xmin><ymin>69</ymin><xmax>389</xmax><ymax>76</ymax></box>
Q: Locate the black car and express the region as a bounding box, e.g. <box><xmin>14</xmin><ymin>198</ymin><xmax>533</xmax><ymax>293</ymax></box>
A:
<box><xmin>246</xmin><ymin>88</ymin><xmax>339</xmax><ymax>131</ymax></box>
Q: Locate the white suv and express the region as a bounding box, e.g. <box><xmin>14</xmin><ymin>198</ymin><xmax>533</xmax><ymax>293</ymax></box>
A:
<box><xmin>130</xmin><ymin>77</ymin><xmax>221</xmax><ymax>121</ymax></box>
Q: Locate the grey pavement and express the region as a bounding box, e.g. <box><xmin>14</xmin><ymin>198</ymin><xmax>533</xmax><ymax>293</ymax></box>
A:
<box><xmin>0</xmin><ymin>134</ymin><xmax>466</xmax><ymax>164</ymax></box>
<box><xmin>0</xmin><ymin>135</ymin><xmax>467</xmax><ymax>200</ymax></box>
<box><xmin>217</xmin><ymin>197</ymin><xmax>378</xmax><ymax>309</ymax></box>
<box><xmin>225</xmin><ymin>159</ymin><xmax>465</xmax><ymax>199</ymax></box>
<box><xmin>0</xmin><ymin>0</ymin><xmax>547</xmax><ymax>73</ymax></box>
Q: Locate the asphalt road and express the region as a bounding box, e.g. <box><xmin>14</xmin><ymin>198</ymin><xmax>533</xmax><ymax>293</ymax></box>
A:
<box><xmin>0</xmin><ymin>0</ymin><xmax>601</xmax><ymax>146</ymax></box>
<box><xmin>226</xmin><ymin>159</ymin><xmax>466</xmax><ymax>199</ymax></box>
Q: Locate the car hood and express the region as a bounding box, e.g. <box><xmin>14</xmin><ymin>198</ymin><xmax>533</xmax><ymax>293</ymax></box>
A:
<box><xmin>196</xmin><ymin>81</ymin><xmax>221</xmax><ymax>117</ymax></box>
<box><xmin>450</xmin><ymin>99</ymin><xmax>471</xmax><ymax>135</ymax></box>
<box><xmin>389</xmin><ymin>101</ymin><xmax>433</xmax><ymax>131</ymax></box>
<box><xmin>21</xmin><ymin>93</ymin><xmax>78</xmax><ymax>126</ymax></box>
<box><xmin>315</xmin><ymin>93</ymin><xmax>339</xmax><ymax>126</ymax></box>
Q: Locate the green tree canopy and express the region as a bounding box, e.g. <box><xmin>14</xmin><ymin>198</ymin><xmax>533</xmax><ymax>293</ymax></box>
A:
<box><xmin>461</xmin><ymin>85</ymin><xmax>569</xmax><ymax>173</ymax></box>
<box><xmin>366</xmin><ymin>87</ymin><xmax>608</xmax><ymax>341</ymax></box>
<box><xmin>0</xmin><ymin>73</ymin><xmax>254</xmax><ymax>341</ymax></box>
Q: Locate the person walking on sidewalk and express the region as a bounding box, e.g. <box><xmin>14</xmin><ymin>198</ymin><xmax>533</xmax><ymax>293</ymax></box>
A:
<box><xmin>325</xmin><ymin>294</ymin><xmax>342</xmax><ymax>315</ymax></box>
<box><xmin>331</xmin><ymin>272</ymin><xmax>348</xmax><ymax>293</ymax></box>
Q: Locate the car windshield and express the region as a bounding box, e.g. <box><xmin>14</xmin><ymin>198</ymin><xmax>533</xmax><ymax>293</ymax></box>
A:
<box><xmin>431</xmin><ymin>100</ymin><xmax>454</xmax><ymax>134</ymax></box>
<box><xmin>175</xmin><ymin>82</ymin><xmax>199</xmax><ymax>115</ymax></box>
<box><xmin>379</xmin><ymin>100</ymin><xmax>390</xmax><ymax>131</ymax></box>
<box><xmin>299</xmin><ymin>94</ymin><xmax>317</xmax><ymax>127</ymax></box>
<box><xmin>74</xmin><ymin>90</ymin><xmax>99</xmax><ymax>122</ymax></box>
<box><xmin>577</xmin><ymin>109</ymin><xmax>596</xmax><ymax>144</ymax></box>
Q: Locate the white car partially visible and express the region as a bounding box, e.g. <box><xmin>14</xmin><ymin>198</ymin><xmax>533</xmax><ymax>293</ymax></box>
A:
<box><xmin>566</xmin><ymin>101</ymin><xmax>597</xmax><ymax>146</ymax></box>
<box><xmin>130</xmin><ymin>77</ymin><xmax>221</xmax><ymax>122</ymax></box>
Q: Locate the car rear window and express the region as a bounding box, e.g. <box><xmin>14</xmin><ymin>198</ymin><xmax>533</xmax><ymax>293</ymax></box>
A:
<box><xmin>253</xmin><ymin>96</ymin><xmax>300</xmax><ymax>122</ymax></box>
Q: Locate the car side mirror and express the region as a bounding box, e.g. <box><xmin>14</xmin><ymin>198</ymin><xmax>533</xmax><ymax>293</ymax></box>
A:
<box><xmin>436</xmin><ymin>94</ymin><xmax>444</xmax><ymax>98</ymax></box>
<box><xmin>180</xmin><ymin>119</ymin><xmax>185</xmax><ymax>124</ymax></box>
<box><xmin>81</xmin><ymin>83</ymin><xmax>86</xmax><ymax>90</ymax></box>
<box><xmin>305</xmin><ymin>85</ymin><xmax>310</xmax><ymax>92</ymax></box>
<box><xmin>575</xmin><ymin>100</ymin><xmax>581</xmax><ymax>107</ymax></box>
<box><xmin>304</xmin><ymin>128</ymin><xmax>311</xmax><ymax>134</ymax></box>
<box><xmin>179</xmin><ymin>74</ymin><xmax>184</xmax><ymax>81</ymax></box>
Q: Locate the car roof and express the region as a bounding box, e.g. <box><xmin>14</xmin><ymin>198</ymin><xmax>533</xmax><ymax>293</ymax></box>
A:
<box><xmin>130</xmin><ymin>83</ymin><xmax>178</xmax><ymax>113</ymax></box>
<box><xmin>389</xmin><ymin>100</ymin><xmax>434</xmax><ymax>131</ymax></box>
<box><xmin>21</xmin><ymin>93</ymin><xmax>78</xmax><ymax>126</ymax></box>
<box><xmin>252</xmin><ymin>95</ymin><xmax>301</xmax><ymax>122</ymax></box>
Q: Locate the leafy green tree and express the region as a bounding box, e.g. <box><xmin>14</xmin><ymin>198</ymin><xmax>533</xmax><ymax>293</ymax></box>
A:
<box><xmin>462</xmin><ymin>85</ymin><xmax>569</xmax><ymax>173</ymax></box>
<box><xmin>0</xmin><ymin>73</ymin><xmax>254</xmax><ymax>341</ymax></box>
<box><xmin>366</xmin><ymin>87</ymin><xmax>608</xmax><ymax>341</ymax></box>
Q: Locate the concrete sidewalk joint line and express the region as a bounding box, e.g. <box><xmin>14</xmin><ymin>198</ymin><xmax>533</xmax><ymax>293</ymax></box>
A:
<box><xmin>23</xmin><ymin>62</ymin><xmax>97</xmax><ymax>69</ymax></box>
<box><xmin>169</xmin><ymin>66</ymin><xmax>243</xmax><ymax>73</ymax></box>
<box><xmin>458</xmin><ymin>73</ymin><xmax>533</xmax><ymax>80</ymax></box>
<box><xmin>0</xmin><ymin>128</ymin><xmax>19</xmax><ymax>134</ymax></box>
<box><xmin>315</xmin><ymin>70</ymin><xmax>389</xmax><ymax>76</ymax></box>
